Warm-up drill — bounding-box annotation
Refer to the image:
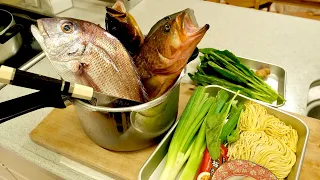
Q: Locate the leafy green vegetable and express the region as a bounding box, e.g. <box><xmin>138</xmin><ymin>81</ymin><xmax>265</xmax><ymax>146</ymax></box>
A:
<box><xmin>206</xmin><ymin>90</ymin><xmax>239</xmax><ymax>159</ymax></box>
<box><xmin>189</xmin><ymin>48</ymin><xmax>286</xmax><ymax>104</ymax></box>
<box><xmin>220</xmin><ymin>102</ymin><xmax>244</xmax><ymax>144</ymax></box>
<box><xmin>227</xmin><ymin>128</ymin><xmax>240</xmax><ymax>144</ymax></box>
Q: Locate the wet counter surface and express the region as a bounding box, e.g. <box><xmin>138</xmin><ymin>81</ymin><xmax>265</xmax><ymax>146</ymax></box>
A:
<box><xmin>0</xmin><ymin>0</ymin><xmax>320</xmax><ymax>179</ymax></box>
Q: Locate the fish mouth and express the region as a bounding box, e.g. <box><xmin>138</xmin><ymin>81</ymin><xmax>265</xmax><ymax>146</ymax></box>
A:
<box><xmin>31</xmin><ymin>24</ymin><xmax>46</xmax><ymax>48</ymax></box>
<box><xmin>179</xmin><ymin>12</ymin><xmax>209</xmax><ymax>39</ymax></box>
<box><xmin>106</xmin><ymin>0</ymin><xmax>126</xmax><ymax>16</ymax></box>
<box><xmin>112</xmin><ymin>0</ymin><xmax>126</xmax><ymax>13</ymax></box>
<box><xmin>37</xmin><ymin>20</ymin><xmax>49</xmax><ymax>38</ymax></box>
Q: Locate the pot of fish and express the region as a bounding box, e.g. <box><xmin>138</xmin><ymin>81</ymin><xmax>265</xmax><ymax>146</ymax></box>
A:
<box><xmin>72</xmin><ymin>69</ymin><xmax>185</xmax><ymax>151</ymax></box>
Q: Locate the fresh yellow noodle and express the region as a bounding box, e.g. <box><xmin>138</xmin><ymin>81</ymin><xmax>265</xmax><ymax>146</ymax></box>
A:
<box><xmin>227</xmin><ymin>101</ymin><xmax>299</xmax><ymax>179</ymax></box>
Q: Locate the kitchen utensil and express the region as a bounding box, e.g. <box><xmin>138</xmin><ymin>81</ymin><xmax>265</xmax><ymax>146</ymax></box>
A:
<box><xmin>0</xmin><ymin>91</ymin><xmax>67</xmax><ymax>124</ymax></box>
<box><xmin>0</xmin><ymin>9</ymin><xmax>23</xmax><ymax>63</ymax></box>
<box><xmin>139</xmin><ymin>85</ymin><xmax>309</xmax><ymax>180</ymax></box>
<box><xmin>0</xmin><ymin>65</ymin><xmax>117</xmax><ymax>106</ymax></box>
<box><xmin>72</xmin><ymin>68</ymin><xmax>184</xmax><ymax>151</ymax></box>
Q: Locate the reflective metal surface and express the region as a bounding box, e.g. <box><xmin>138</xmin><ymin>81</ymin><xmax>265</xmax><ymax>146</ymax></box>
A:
<box><xmin>0</xmin><ymin>9</ymin><xmax>23</xmax><ymax>63</ymax></box>
<box><xmin>0</xmin><ymin>4</ymin><xmax>50</xmax><ymax>90</ymax></box>
<box><xmin>138</xmin><ymin>85</ymin><xmax>309</xmax><ymax>180</ymax></box>
<box><xmin>307</xmin><ymin>79</ymin><xmax>320</xmax><ymax>120</ymax></box>
<box><xmin>238</xmin><ymin>57</ymin><xmax>286</xmax><ymax>107</ymax></box>
<box><xmin>72</xmin><ymin>70</ymin><xmax>185</xmax><ymax>151</ymax></box>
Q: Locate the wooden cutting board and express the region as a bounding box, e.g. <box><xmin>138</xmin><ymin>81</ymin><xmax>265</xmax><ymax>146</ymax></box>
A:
<box><xmin>30</xmin><ymin>83</ymin><xmax>320</xmax><ymax>180</ymax></box>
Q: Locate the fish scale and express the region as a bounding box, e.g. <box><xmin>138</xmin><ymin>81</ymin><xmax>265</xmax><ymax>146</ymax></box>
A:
<box><xmin>31</xmin><ymin>17</ymin><xmax>145</xmax><ymax>103</ymax></box>
<box><xmin>134</xmin><ymin>10</ymin><xmax>209</xmax><ymax>99</ymax></box>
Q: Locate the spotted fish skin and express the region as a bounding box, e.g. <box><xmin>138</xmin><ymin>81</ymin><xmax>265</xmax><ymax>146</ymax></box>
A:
<box><xmin>31</xmin><ymin>17</ymin><xmax>146</xmax><ymax>102</ymax></box>
<box><xmin>134</xmin><ymin>10</ymin><xmax>209</xmax><ymax>99</ymax></box>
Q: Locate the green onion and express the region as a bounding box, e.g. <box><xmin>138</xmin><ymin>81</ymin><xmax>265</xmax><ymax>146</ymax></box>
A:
<box><xmin>159</xmin><ymin>86</ymin><xmax>213</xmax><ymax>180</ymax></box>
<box><xmin>179</xmin><ymin>120</ymin><xmax>207</xmax><ymax>180</ymax></box>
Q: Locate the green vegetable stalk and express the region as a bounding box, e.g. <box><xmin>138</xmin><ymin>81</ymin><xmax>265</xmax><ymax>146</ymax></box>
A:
<box><xmin>220</xmin><ymin>102</ymin><xmax>244</xmax><ymax>144</ymax></box>
<box><xmin>159</xmin><ymin>86</ymin><xmax>214</xmax><ymax>180</ymax></box>
<box><xmin>179</xmin><ymin>120</ymin><xmax>207</xmax><ymax>180</ymax></box>
<box><xmin>206</xmin><ymin>90</ymin><xmax>239</xmax><ymax>159</ymax></box>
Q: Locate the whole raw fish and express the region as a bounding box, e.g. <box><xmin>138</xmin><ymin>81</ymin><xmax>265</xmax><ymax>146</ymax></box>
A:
<box><xmin>31</xmin><ymin>18</ymin><xmax>146</xmax><ymax>103</ymax></box>
<box><xmin>134</xmin><ymin>10</ymin><xmax>209</xmax><ymax>99</ymax></box>
<box><xmin>105</xmin><ymin>0</ymin><xmax>144</xmax><ymax>58</ymax></box>
<box><xmin>146</xmin><ymin>8</ymin><xmax>198</xmax><ymax>39</ymax></box>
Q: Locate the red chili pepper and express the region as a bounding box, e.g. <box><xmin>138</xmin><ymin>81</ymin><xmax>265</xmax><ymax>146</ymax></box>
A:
<box><xmin>220</xmin><ymin>144</ymin><xmax>228</xmax><ymax>163</ymax></box>
<box><xmin>195</xmin><ymin>145</ymin><xmax>229</xmax><ymax>180</ymax></box>
<box><xmin>195</xmin><ymin>148</ymin><xmax>212</xmax><ymax>180</ymax></box>
<box><xmin>198</xmin><ymin>148</ymin><xmax>213</xmax><ymax>172</ymax></box>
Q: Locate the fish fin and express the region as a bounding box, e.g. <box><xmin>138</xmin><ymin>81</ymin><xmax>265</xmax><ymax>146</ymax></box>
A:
<box><xmin>71</xmin><ymin>61</ymin><xmax>101</xmax><ymax>92</ymax></box>
<box><xmin>81</xmin><ymin>69</ymin><xmax>101</xmax><ymax>92</ymax></box>
<box><xmin>87</xmin><ymin>42</ymin><xmax>120</xmax><ymax>72</ymax></box>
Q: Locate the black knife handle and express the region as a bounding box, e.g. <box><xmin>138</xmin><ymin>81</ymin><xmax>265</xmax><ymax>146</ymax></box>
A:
<box><xmin>0</xmin><ymin>91</ymin><xmax>66</xmax><ymax>124</ymax></box>
<box><xmin>0</xmin><ymin>65</ymin><xmax>70</xmax><ymax>95</ymax></box>
<box><xmin>12</xmin><ymin>69</ymin><xmax>71</xmax><ymax>94</ymax></box>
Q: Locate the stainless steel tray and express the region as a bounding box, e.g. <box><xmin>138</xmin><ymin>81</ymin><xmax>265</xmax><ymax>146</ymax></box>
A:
<box><xmin>138</xmin><ymin>85</ymin><xmax>309</xmax><ymax>180</ymax></box>
<box><xmin>239</xmin><ymin>57</ymin><xmax>286</xmax><ymax>107</ymax></box>
<box><xmin>183</xmin><ymin>56</ymin><xmax>286</xmax><ymax>107</ymax></box>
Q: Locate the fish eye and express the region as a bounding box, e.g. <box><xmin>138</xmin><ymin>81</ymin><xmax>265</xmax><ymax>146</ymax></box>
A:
<box><xmin>61</xmin><ymin>22</ymin><xmax>74</xmax><ymax>33</ymax></box>
<box><xmin>164</xmin><ymin>24</ymin><xmax>170</xmax><ymax>33</ymax></box>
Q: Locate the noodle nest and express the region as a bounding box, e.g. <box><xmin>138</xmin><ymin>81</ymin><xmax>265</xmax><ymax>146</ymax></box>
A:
<box><xmin>227</xmin><ymin>101</ymin><xmax>298</xmax><ymax>179</ymax></box>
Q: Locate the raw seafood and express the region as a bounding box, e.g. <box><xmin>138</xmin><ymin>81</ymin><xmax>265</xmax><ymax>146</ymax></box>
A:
<box><xmin>105</xmin><ymin>0</ymin><xmax>144</xmax><ymax>57</ymax></box>
<box><xmin>135</xmin><ymin>10</ymin><xmax>209</xmax><ymax>99</ymax></box>
<box><xmin>31</xmin><ymin>18</ymin><xmax>146</xmax><ymax>102</ymax></box>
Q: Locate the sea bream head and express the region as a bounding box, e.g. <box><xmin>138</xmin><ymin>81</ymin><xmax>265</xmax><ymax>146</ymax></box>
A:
<box><xmin>31</xmin><ymin>18</ymin><xmax>146</xmax><ymax>103</ymax></box>
<box><xmin>31</xmin><ymin>18</ymin><xmax>85</xmax><ymax>61</ymax></box>
<box><xmin>135</xmin><ymin>10</ymin><xmax>209</xmax><ymax>99</ymax></box>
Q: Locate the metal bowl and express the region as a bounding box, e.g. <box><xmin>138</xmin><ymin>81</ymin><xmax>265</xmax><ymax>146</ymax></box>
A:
<box><xmin>72</xmin><ymin>69</ymin><xmax>185</xmax><ymax>151</ymax></box>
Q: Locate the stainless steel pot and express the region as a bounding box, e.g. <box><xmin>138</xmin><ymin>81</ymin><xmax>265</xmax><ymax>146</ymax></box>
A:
<box><xmin>72</xmin><ymin>69</ymin><xmax>185</xmax><ymax>151</ymax></box>
<box><xmin>0</xmin><ymin>9</ymin><xmax>23</xmax><ymax>63</ymax></box>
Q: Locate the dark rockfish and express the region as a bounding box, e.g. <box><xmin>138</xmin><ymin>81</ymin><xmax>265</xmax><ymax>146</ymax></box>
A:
<box><xmin>105</xmin><ymin>0</ymin><xmax>144</xmax><ymax>57</ymax></box>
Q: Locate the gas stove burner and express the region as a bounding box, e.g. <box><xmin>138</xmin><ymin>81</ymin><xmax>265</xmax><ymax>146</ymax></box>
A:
<box><xmin>0</xmin><ymin>3</ymin><xmax>52</xmax><ymax>90</ymax></box>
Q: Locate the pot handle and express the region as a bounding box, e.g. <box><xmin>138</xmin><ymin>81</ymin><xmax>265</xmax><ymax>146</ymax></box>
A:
<box><xmin>0</xmin><ymin>24</ymin><xmax>23</xmax><ymax>44</ymax></box>
<box><xmin>0</xmin><ymin>91</ymin><xmax>66</xmax><ymax>124</ymax></box>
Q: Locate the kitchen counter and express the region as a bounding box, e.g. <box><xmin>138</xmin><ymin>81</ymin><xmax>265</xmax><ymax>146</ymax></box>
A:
<box><xmin>0</xmin><ymin>0</ymin><xmax>320</xmax><ymax>179</ymax></box>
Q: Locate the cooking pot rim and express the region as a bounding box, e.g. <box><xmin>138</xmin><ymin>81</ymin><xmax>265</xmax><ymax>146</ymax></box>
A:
<box><xmin>0</xmin><ymin>9</ymin><xmax>14</xmax><ymax>35</ymax></box>
<box><xmin>73</xmin><ymin>68</ymin><xmax>186</xmax><ymax>112</ymax></box>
